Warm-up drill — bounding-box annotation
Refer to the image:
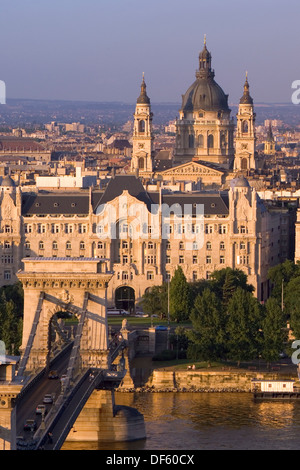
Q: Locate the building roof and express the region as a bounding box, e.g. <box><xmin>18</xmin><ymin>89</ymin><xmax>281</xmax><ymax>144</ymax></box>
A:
<box><xmin>0</xmin><ymin>137</ymin><xmax>47</xmax><ymax>152</ymax></box>
<box><xmin>1</xmin><ymin>175</ymin><xmax>16</xmax><ymax>187</ymax></box>
<box><xmin>22</xmin><ymin>192</ymin><xmax>90</xmax><ymax>215</ymax></box>
<box><xmin>181</xmin><ymin>42</ymin><xmax>229</xmax><ymax>113</ymax></box>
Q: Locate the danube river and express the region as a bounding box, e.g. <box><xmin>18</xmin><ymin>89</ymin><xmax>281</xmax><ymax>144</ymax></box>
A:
<box><xmin>63</xmin><ymin>392</ymin><xmax>300</xmax><ymax>450</ymax></box>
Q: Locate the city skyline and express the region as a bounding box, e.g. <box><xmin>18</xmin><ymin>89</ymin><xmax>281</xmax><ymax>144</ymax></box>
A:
<box><xmin>0</xmin><ymin>0</ymin><xmax>299</xmax><ymax>104</ymax></box>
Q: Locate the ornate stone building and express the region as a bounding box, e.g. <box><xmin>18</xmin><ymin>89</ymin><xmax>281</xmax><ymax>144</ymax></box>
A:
<box><xmin>173</xmin><ymin>39</ymin><xmax>235</xmax><ymax>169</ymax></box>
<box><xmin>0</xmin><ymin>172</ymin><xmax>291</xmax><ymax>306</ymax></box>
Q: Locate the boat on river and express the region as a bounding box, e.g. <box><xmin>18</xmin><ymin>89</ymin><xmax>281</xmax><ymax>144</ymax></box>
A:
<box><xmin>251</xmin><ymin>379</ymin><xmax>300</xmax><ymax>399</ymax></box>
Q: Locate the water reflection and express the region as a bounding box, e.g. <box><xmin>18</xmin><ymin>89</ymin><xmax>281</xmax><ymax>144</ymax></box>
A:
<box><xmin>63</xmin><ymin>392</ymin><xmax>300</xmax><ymax>450</ymax></box>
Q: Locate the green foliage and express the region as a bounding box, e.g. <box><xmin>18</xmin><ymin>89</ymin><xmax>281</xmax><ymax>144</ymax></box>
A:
<box><xmin>268</xmin><ymin>260</ymin><xmax>300</xmax><ymax>306</ymax></box>
<box><xmin>169</xmin><ymin>266</ymin><xmax>192</xmax><ymax>322</ymax></box>
<box><xmin>188</xmin><ymin>288</ymin><xmax>226</xmax><ymax>364</ymax></box>
<box><xmin>0</xmin><ymin>282</ymin><xmax>24</xmax><ymax>355</ymax></box>
<box><xmin>141</xmin><ymin>283</ymin><xmax>168</xmax><ymax>319</ymax></box>
<box><xmin>226</xmin><ymin>287</ymin><xmax>263</xmax><ymax>363</ymax></box>
<box><xmin>261</xmin><ymin>297</ymin><xmax>287</xmax><ymax>364</ymax></box>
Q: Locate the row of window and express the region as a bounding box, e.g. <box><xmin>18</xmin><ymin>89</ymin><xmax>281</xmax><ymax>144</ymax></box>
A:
<box><xmin>117</xmin><ymin>271</ymin><xmax>155</xmax><ymax>281</ymax></box>
<box><xmin>24</xmin><ymin>223</ymin><xmax>88</xmax><ymax>234</ymax></box>
<box><xmin>25</xmin><ymin>240</ymin><xmax>108</xmax><ymax>251</ymax></box>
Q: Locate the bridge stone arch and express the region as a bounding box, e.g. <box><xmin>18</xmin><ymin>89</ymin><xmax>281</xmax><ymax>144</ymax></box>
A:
<box><xmin>17</xmin><ymin>257</ymin><xmax>113</xmax><ymax>375</ymax></box>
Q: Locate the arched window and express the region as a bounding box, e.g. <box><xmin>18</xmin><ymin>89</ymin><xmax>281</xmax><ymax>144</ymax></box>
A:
<box><xmin>242</xmin><ymin>121</ymin><xmax>248</xmax><ymax>133</ymax></box>
<box><xmin>188</xmin><ymin>134</ymin><xmax>194</xmax><ymax>148</ymax></box>
<box><xmin>220</xmin><ymin>134</ymin><xmax>226</xmax><ymax>148</ymax></box>
<box><xmin>207</xmin><ymin>134</ymin><xmax>214</xmax><ymax>148</ymax></box>
<box><xmin>138</xmin><ymin>120</ymin><xmax>145</xmax><ymax>133</ymax></box>
<box><xmin>198</xmin><ymin>134</ymin><xmax>204</xmax><ymax>148</ymax></box>
<box><xmin>206</xmin><ymin>241</ymin><xmax>212</xmax><ymax>250</ymax></box>
<box><xmin>179</xmin><ymin>241</ymin><xmax>184</xmax><ymax>250</ymax></box>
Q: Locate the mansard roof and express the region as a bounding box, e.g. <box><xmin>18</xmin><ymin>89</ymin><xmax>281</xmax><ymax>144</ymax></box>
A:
<box><xmin>21</xmin><ymin>176</ymin><xmax>229</xmax><ymax>217</ymax></box>
<box><xmin>22</xmin><ymin>191</ymin><xmax>90</xmax><ymax>215</ymax></box>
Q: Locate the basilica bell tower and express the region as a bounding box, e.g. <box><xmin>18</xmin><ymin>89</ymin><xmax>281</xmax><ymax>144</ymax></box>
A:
<box><xmin>234</xmin><ymin>74</ymin><xmax>257</xmax><ymax>172</ymax></box>
<box><xmin>131</xmin><ymin>75</ymin><xmax>154</xmax><ymax>175</ymax></box>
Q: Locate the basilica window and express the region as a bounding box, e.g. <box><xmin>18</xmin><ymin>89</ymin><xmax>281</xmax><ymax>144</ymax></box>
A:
<box><xmin>80</xmin><ymin>241</ymin><xmax>85</xmax><ymax>250</ymax></box>
<box><xmin>206</xmin><ymin>241</ymin><xmax>212</xmax><ymax>250</ymax></box>
<box><xmin>98</xmin><ymin>241</ymin><xmax>105</xmax><ymax>249</ymax></box>
<box><xmin>66</xmin><ymin>241</ymin><xmax>72</xmax><ymax>250</ymax></box>
<box><xmin>242</xmin><ymin>121</ymin><xmax>249</xmax><ymax>133</ymax></box>
<box><xmin>138</xmin><ymin>120</ymin><xmax>145</xmax><ymax>133</ymax></box>
<box><xmin>188</xmin><ymin>134</ymin><xmax>194</xmax><ymax>148</ymax></box>
<box><xmin>52</xmin><ymin>241</ymin><xmax>58</xmax><ymax>250</ymax></box>
<box><xmin>207</xmin><ymin>134</ymin><xmax>214</xmax><ymax>149</ymax></box>
<box><xmin>138</xmin><ymin>157</ymin><xmax>145</xmax><ymax>169</ymax></box>
<box><xmin>4</xmin><ymin>241</ymin><xmax>11</xmax><ymax>249</ymax></box>
<box><xmin>39</xmin><ymin>241</ymin><xmax>44</xmax><ymax>250</ymax></box>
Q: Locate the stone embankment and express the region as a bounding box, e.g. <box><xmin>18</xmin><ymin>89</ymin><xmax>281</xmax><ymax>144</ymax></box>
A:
<box><xmin>118</xmin><ymin>368</ymin><xmax>296</xmax><ymax>393</ymax></box>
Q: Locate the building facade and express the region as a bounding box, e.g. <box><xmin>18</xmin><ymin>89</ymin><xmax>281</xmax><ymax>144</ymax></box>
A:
<box><xmin>0</xmin><ymin>173</ymin><xmax>291</xmax><ymax>307</ymax></box>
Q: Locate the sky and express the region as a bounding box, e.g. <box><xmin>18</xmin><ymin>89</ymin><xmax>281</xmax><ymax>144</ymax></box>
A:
<box><xmin>0</xmin><ymin>0</ymin><xmax>299</xmax><ymax>104</ymax></box>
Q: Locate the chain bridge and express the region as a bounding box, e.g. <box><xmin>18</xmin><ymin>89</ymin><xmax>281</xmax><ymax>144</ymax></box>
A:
<box><xmin>0</xmin><ymin>257</ymin><xmax>140</xmax><ymax>450</ymax></box>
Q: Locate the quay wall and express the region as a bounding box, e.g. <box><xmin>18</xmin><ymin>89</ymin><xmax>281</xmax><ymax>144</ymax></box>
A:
<box><xmin>123</xmin><ymin>369</ymin><xmax>295</xmax><ymax>392</ymax></box>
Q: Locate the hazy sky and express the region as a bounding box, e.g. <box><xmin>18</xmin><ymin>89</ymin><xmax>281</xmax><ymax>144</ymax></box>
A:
<box><xmin>0</xmin><ymin>0</ymin><xmax>299</xmax><ymax>104</ymax></box>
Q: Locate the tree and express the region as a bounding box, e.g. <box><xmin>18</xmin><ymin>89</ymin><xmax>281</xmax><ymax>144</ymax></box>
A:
<box><xmin>141</xmin><ymin>284</ymin><xmax>168</xmax><ymax>319</ymax></box>
<box><xmin>226</xmin><ymin>287</ymin><xmax>263</xmax><ymax>365</ymax></box>
<box><xmin>261</xmin><ymin>297</ymin><xmax>287</xmax><ymax>367</ymax></box>
<box><xmin>284</xmin><ymin>276</ymin><xmax>300</xmax><ymax>339</ymax></box>
<box><xmin>187</xmin><ymin>288</ymin><xmax>226</xmax><ymax>365</ymax></box>
<box><xmin>169</xmin><ymin>266</ymin><xmax>192</xmax><ymax>322</ymax></box>
<box><xmin>268</xmin><ymin>260</ymin><xmax>300</xmax><ymax>306</ymax></box>
<box><xmin>210</xmin><ymin>267</ymin><xmax>254</xmax><ymax>307</ymax></box>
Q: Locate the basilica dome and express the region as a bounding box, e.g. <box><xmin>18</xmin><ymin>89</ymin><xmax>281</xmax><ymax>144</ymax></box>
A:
<box><xmin>181</xmin><ymin>42</ymin><xmax>229</xmax><ymax>113</ymax></box>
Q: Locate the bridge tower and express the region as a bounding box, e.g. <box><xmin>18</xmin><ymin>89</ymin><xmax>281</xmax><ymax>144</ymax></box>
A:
<box><xmin>17</xmin><ymin>257</ymin><xmax>113</xmax><ymax>375</ymax></box>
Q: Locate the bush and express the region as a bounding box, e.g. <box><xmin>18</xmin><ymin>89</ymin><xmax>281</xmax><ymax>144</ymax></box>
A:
<box><xmin>152</xmin><ymin>350</ymin><xmax>176</xmax><ymax>361</ymax></box>
<box><xmin>152</xmin><ymin>349</ymin><xmax>187</xmax><ymax>361</ymax></box>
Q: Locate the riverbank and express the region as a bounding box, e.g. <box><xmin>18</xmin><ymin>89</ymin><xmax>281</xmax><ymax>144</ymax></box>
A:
<box><xmin>119</xmin><ymin>356</ymin><xmax>299</xmax><ymax>393</ymax></box>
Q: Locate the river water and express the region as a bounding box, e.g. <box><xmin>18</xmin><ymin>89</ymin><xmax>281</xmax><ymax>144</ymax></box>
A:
<box><xmin>63</xmin><ymin>392</ymin><xmax>300</xmax><ymax>450</ymax></box>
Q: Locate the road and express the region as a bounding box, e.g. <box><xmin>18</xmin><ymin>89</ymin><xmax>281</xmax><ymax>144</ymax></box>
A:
<box><xmin>16</xmin><ymin>350</ymin><xmax>70</xmax><ymax>443</ymax></box>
